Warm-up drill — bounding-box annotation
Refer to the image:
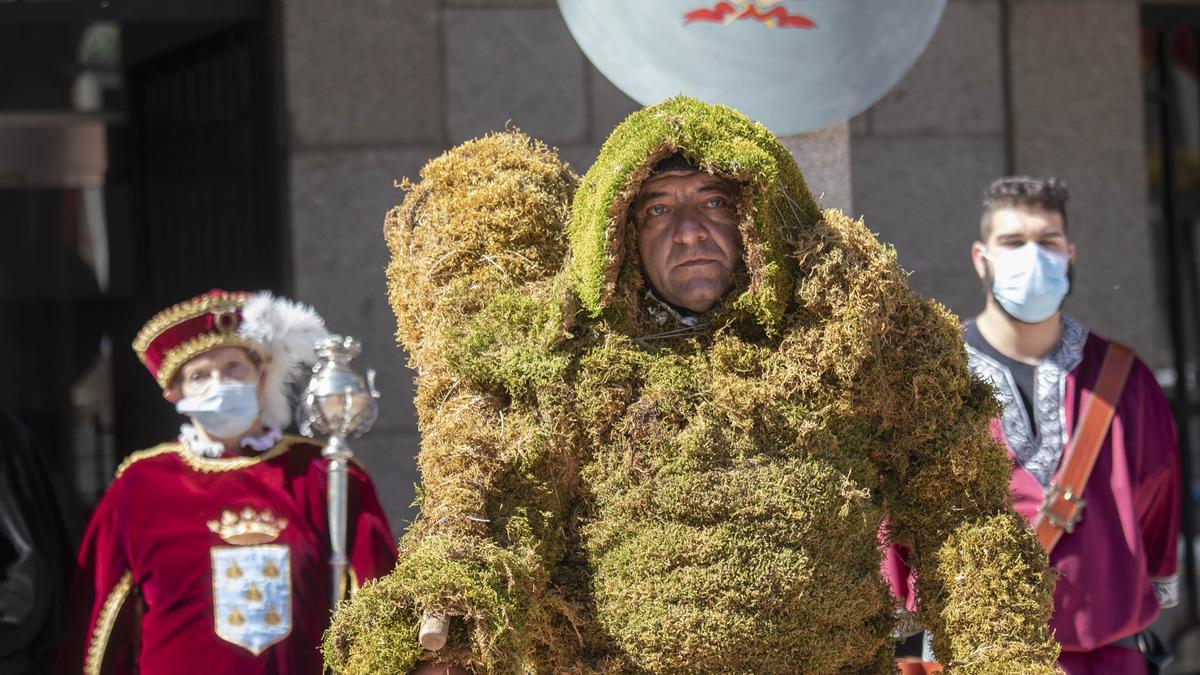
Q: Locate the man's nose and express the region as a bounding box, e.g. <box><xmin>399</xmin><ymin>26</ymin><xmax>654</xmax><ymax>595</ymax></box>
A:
<box><xmin>671</xmin><ymin>206</ymin><xmax>709</xmax><ymax>244</ymax></box>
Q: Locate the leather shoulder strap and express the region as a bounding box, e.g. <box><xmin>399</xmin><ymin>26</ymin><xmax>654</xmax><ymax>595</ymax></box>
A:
<box><xmin>1035</xmin><ymin>341</ymin><xmax>1134</xmax><ymax>553</ymax></box>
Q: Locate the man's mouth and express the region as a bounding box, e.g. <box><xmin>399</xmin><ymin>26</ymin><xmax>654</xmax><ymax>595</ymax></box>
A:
<box><xmin>676</xmin><ymin>258</ymin><xmax>716</xmax><ymax>268</ymax></box>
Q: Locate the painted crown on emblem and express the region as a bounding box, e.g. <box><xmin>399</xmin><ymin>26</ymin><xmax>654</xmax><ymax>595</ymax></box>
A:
<box><xmin>207</xmin><ymin>507</ymin><xmax>288</xmax><ymax>545</ymax></box>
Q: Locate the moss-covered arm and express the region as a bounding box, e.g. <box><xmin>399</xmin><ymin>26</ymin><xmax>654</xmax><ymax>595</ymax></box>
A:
<box><xmin>324</xmin><ymin>131</ymin><xmax>583</xmax><ymax>674</ymax></box>
<box><xmin>323</xmin><ymin>521</ymin><xmax>553</xmax><ymax>674</ymax></box>
<box><xmin>872</xmin><ymin>295</ymin><xmax>1059</xmax><ymax>673</ymax></box>
<box><xmin>323</xmin><ymin>319</ymin><xmax>581</xmax><ymax>675</ymax></box>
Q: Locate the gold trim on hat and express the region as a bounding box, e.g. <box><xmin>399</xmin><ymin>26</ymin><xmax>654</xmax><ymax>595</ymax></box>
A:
<box><xmin>132</xmin><ymin>291</ymin><xmax>249</xmax><ymax>363</ymax></box>
<box><xmin>153</xmin><ymin>332</ymin><xmax>258</xmax><ymax>389</ymax></box>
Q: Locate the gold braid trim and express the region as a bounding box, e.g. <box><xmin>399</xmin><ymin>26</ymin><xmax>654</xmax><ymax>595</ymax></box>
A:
<box><xmin>152</xmin><ymin>333</ymin><xmax>257</xmax><ymax>389</ymax></box>
<box><xmin>132</xmin><ymin>291</ymin><xmax>249</xmax><ymax>362</ymax></box>
<box><xmin>115</xmin><ymin>436</ymin><xmax>312</xmax><ymax>478</ymax></box>
<box><xmin>114</xmin><ymin>444</ymin><xmax>178</xmax><ymax>478</ymax></box>
<box><xmin>85</xmin><ymin>570</ymin><xmax>133</xmax><ymax>675</ymax></box>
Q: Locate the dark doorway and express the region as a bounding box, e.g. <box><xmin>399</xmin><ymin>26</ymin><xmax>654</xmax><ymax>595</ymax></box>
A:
<box><xmin>0</xmin><ymin>0</ymin><xmax>288</xmax><ymax>541</ymax></box>
<box><xmin>1143</xmin><ymin>6</ymin><xmax>1200</xmax><ymax>667</ymax></box>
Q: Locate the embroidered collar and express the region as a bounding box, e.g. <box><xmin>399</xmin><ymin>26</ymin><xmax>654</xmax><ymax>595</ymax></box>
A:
<box><xmin>116</xmin><ymin>435</ymin><xmax>306</xmax><ymax>478</ymax></box>
<box><xmin>178</xmin><ymin>424</ymin><xmax>284</xmax><ymax>458</ymax></box>
<box><xmin>965</xmin><ymin>315</ymin><xmax>1089</xmax><ymax>489</ymax></box>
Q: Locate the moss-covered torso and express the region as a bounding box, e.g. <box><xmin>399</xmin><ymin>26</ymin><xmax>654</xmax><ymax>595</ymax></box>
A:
<box><xmin>324</xmin><ymin>98</ymin><xmax>1058</xmax><ymax>675</ymax></box>
<box><xmin>577</xmin><ymin>329</ymin><xmax>892</xmax><ymax>672</ymax></box>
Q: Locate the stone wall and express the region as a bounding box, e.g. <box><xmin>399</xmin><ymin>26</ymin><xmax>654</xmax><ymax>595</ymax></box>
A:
<box><xmin>284</xmin><ymin>0</ymin><xmax>1171</xmax><ymax>527</ymax></box>
<box><xmin>852</xmin><ymin>0</ymin><xmax>1167</xmax><ymax>365</ymax></box>
<box><xmin>1009</xmin><ymin>1</ymin><xmax>1164</xmax><ymax>362</ymax></box>
<box><xmin>851</xmin><ymin>0</ymin><xmax>1008</xmax><ymax>323</ymax></box>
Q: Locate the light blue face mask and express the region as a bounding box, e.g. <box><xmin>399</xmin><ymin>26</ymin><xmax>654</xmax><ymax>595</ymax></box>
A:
<box><xmin>985</xmin><ymin>242</ymin><xmax>1070</xmax><ymax>324</ymax></box>
<box><xmin>175</xmin><ymin>383</ymin><xmax>261</xmax><ymax>439</ymax></box>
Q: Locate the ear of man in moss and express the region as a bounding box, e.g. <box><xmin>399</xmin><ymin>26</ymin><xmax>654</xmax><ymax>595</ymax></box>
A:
<box><xmin>324</xmin><ymin>98</ymin><xmax>1059</xmax><ymax>674</ymax></box>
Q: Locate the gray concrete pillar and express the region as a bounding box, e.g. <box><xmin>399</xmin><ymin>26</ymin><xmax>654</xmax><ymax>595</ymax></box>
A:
<box><xmin>850</xmin><ymin>0</ymin><xmax>1008</xmax><ymax>320</ymax></box>
<box><xmin>283</xmin><ymin>0</ymin><xmax>443</xmax><ymax>526</ymax></box>
<box><xmin>782</xmin><ymin>122</ymin><xmax>853</xmax><ymax>216</ymax></box>
<box><xmin>1010</xmin><ymin>0</ymin><xmax>1166</xmax><ymax>362</ymax></box>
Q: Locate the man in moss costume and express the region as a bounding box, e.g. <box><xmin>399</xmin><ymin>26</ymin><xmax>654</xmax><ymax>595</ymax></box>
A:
<box><xmin>324</xmin><ymin>97</ymin><xmax>1059</xmax><ymax>674</ymax></box>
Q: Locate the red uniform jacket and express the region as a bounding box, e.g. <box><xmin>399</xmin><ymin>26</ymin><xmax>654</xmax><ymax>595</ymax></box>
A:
<box><xmin>884</xmin><ymin>320</ymin><xmax>1180</xmax><ymax>659</ymax></box>
<box><xmin>57</xmin><ymin>436</ymin><xmax>396</xmax><ymax>674</ymax></box>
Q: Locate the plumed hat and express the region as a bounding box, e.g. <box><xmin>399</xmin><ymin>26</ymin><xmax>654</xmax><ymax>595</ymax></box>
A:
<box><xmin>132</xmin><ymin>289</ymin><xmax>329</xmax><ymax>429</ymax></box>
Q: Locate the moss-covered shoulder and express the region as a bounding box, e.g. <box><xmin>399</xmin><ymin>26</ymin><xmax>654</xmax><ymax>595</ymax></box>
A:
<box><xmin>442</xmin><ymin>276</ymin><xmax>577</xmax><ymax>401</ymax></box>
<box><xmin>385</xmin><ymin>130</ymin><xmax>576</xmax><ymax>371</ymax></box>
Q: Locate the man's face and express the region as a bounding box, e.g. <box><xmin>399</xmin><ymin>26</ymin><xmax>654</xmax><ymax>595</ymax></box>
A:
<box><xmin>165</xmin><ymin>346</ymin><xmax>262</xmax><ymax>403</ymax></box>
<box><xmin>971</xmin><ymin>206</ymin><xmax>1075</xmax><ymax>284</ymax></box>
<box><xmin>634</xmin><ymin>171</ymin><xmax>742</xmax><ymax>313</ymax></box>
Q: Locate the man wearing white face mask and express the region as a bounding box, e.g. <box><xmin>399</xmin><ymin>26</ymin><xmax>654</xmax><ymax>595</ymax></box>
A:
<box><xmin>168</xmin><ymin>347</ymin><xmax>272</xmax><ymax>455</ymax></box>
<box><xmin>886</xmin><ymin>176</ymin><xmax>1181</xmax><ymax>675</ymax></box>
<box><xmin>56</xmin><ymin>290</ymin><xmax>397</xmax><ymax>675</ymax></box>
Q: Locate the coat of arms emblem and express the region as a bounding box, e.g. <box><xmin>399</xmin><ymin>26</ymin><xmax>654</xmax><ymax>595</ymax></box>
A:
<box><xmin>208</xmin><ymin>507</ymin><xmax>292</xmax><ymax>654</ymax></box>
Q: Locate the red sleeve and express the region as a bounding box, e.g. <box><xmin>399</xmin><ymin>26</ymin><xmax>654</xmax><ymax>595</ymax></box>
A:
<box><xmin>1129</xmin><ymin>360</ymin><xmax>1181</xmax><ymax>585</ymax></box>
<box><xmin>882</xmin><ymin>543</ymin><xmax>917</xmax><ymax>612</ymax></box>
<box><xmin>347</xmin><ymin>464</ymin><xmax>397</xmax><ymax>587</ymax></box>
<box><xmin>55</xmin><ymin>476</ymin><xmax>139</xmax><ymax>675</ymax></box>
<box><xmin>879</xmin><ymin>516</ymin><xmax>918</xmax><ymax>619</ymax></box>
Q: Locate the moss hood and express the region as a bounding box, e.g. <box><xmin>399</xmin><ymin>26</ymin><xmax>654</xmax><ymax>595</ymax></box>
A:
<box><xmin>567</xmin><ymin>95</ymin><xmax>822</xmax><ymax>332</ymax></box>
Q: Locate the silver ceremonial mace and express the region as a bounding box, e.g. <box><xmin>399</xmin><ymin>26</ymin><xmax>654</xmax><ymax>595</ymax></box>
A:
<box><xmin>298</xmin><ymin>335</ymin><xmax>380</xmax><ymax>612</ymax></box>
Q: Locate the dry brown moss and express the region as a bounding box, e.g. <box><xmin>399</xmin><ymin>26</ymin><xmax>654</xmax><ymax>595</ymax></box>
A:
<box><xmin>325</xmin><ymin>131</ymin><xmax>584</xmax><ymax>673</ymax></box>
<box><xmin>325</xmin><ymin>99</ymin><xmax>1057</xmax><ymax>674</ymax></box>
<box><xmin>384</xmin><ymin>129</ymin><xmax>576</xmax><ymax>375</ymax></box>
<box><xmin>927</xmin><ymin>513</ymin><xmax>1059</xmax><ymax>674</ymax></box>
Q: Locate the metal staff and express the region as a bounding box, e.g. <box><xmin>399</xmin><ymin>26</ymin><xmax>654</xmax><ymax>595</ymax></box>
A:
<box><xmin>298</xmin><ymin>335</ymin><xmax>380</xmax><ymax>612</ymax></box>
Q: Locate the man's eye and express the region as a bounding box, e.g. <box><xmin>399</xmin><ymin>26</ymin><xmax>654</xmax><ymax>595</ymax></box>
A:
<box><xmin>704</xmin><ymin>197</ymin><xmax>726</xmax><ymax>208</ymax></box>
<box><xmin>647</xmin><ymin>205</ymin><xmax>669</xmax><ymax>217</ymax></box>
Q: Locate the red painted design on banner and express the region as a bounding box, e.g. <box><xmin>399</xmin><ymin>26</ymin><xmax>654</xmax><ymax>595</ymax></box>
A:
<box><xmin>684</xmin><ymin>1</ymin><xmax>815</xmax><ymax>29</ymax></box>
<box><xmin>684</xmin><ymin>2</ymin><xmax>738</xmax><ymax>24</ymax></box>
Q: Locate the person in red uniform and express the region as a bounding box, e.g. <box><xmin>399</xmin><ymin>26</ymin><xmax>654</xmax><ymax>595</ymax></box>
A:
<box><xmin>887</xmin><ymin>177</ymin><xmax>1180</xmax><ymax>674</ymax></box>
<box><xmin>56</xmin><ymin>289</ymin><xmax>397</xmax><ymax>675</ymax></box>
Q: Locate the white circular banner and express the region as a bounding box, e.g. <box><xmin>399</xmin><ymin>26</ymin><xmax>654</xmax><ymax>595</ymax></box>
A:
<box><xmin>557</xmin><ymin>0</ymin><xmax>947</xmax><ymax>135</ymax></box>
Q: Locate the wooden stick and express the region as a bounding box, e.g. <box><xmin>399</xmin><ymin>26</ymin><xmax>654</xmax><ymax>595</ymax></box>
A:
<box><xmin>419</xmin><ymin>613</ymin><xmax>449</xmax><ymax>651</ymax></box>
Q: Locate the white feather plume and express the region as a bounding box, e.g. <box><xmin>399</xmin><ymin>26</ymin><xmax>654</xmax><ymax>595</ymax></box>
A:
<box><xmin>239</xmin><ymin>292</ymin><xmax>330</xmax><ymax>429</ymax></box>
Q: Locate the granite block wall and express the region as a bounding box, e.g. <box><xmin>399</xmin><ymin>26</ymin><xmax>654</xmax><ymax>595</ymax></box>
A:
<box><xmin>852</xmin><ymin>0</ymin><xmax>1166</xmax><ymax>364</ymax></box>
